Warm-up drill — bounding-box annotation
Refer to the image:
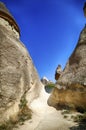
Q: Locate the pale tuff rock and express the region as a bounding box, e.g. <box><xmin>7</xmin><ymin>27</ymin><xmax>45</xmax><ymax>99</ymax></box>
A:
<box><xmin>41</xmin><ymin>76</ymin><xmax>54</xmax><ymax>86</ymax></box>
<box><xmin>57</xmin><ymin>26</ymin><xmax>86</xmax><ymax>86</ymax></box>
<box><xmin>0</xmin><ymin>17</ymin><xmax>19</xmax><ymax>38</ymax></box>
<box><xmin>0</xmin><ymin>2</ymin><xmax>20</xmax><ymax>35</ymax></box>
<box><xmin>0</xmin><ymin>2</ymin><xmax>42</xmax><ymax>123</ymax></box>
<box><xmin>48</xmin><ymin>26</ymin><xmax>86</xmax><ymax>111</ymax></box>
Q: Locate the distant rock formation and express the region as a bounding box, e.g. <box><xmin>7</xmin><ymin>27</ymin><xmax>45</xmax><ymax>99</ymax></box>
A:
<box><xmin>55</xmin><ymin>65</ymin><xmax>62</xmax><ymax>80</ymax></box>
<box><xmin>48</xmin><ymin>26</ymin><xmax>86</xmax><ymax>112</ymax></box>
<box><xmin>41</xmin><ymin>76</ymin><xmax>49</xmax><ymax>85</ymax></box>
<box><xmin>0</xmin><ymin>2</ymin><xmax>42</xmax><ymax>123</ymax></box>
<box><xmin>41</xmin><ymin>76</ymin><xmax>53</xmax><ymax>86</ymax></box>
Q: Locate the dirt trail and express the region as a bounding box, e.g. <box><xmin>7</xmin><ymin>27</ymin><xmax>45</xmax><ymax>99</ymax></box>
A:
<box><xmin>14</xmin><ymin>87</ymin><xmax>75</xmax><ymax>130</ymax></box>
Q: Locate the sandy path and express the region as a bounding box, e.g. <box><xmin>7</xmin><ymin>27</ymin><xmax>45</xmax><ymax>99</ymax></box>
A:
<box><xmin>14</xmin><ymin>87</ymin><xmax>74</xmax><ymax>130</ymax></box>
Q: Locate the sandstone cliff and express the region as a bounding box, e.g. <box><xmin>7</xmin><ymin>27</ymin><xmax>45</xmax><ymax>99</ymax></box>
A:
<box><xmin>48</xmin><ymin>26</ymin><xmax>86</xmax><ymax>112</ymax></box>
<box><xmin>0</xmin><ymin>2</ymin><xmax>42</xmax><ymax>123</ymax></box>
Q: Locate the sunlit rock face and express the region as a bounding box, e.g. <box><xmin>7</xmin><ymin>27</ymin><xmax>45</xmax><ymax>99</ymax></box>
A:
<box><xmin>58</xmin><ymin>27</ymin><xmax>86</xmax><ymax>86</ymax></box>
<box><xmin>0</xmin><ymin>2</ymin><xmax>42</xmax><ymax>123</ymax></box>
<box><xmin>48</xmin><ymin>26</ymin><xmax>86</xmax><ymax>111</ymax></box>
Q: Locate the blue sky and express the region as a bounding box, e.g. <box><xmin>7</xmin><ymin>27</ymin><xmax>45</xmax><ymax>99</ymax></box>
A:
<box><xmin>1</xmin><ymin>0</ymin><xmax>86</xmax><ymax>81</ymax></box>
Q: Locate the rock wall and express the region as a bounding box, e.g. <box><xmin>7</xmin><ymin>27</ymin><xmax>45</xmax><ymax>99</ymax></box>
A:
<box><xmin>48</xmin><ymin>26</ymin><xmax>86</xmax><ymax>111</ymax></box>
<box><xmin>58</xmin><ymin>27</ymin><xmax>86</xmax><ymax>86</ymax></box>
<box><xmin>0</xmin><ymin>16</ymin><xmax>42</xmax><ymax>123</ymax></box>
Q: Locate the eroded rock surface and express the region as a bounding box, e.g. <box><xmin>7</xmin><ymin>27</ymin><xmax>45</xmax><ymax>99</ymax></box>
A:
<box><xmin>48</xmin><ymin>26</ymin><xmax>86</xmax><ymax>111</ymax></box>
<box><xmin>58</xmin><ymin>27</ymin><xmax>86</xmax><ymax>86</ymax></box>
<box><xmin>0</xmin><ymin>3</ymin><xmax>42</xmax><ymax>123</ymax></box>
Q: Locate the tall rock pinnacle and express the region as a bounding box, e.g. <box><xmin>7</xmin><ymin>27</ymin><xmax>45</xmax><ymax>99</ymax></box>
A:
<box><xmin>0</xmin><ymin>2</ymin><xmax>42</xmax><ymax>123</ymax></box>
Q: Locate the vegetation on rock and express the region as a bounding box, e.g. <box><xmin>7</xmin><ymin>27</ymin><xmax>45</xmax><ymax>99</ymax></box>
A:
<box><xmin>45</xmin><ymin>83</ymin><xmax>55</xmax><ymax>93</ymax></box>
<box><xmin>18</xmin><ymin>94</ymin><xmax>32</xmax><ymax>124</ymax></box>
<box><xmin>0</xmin><ymin>94</ymin><xmax>32</xmax><ymax>130</ymax></box>
<box><xmin>45</xmin><ymin>83</ymin><xmax>55</xmax><ymax>88</ymax></box>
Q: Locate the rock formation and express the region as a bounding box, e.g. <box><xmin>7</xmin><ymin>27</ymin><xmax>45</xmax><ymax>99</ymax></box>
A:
<box><xmin>41</xmin><ymin>76</ymin><xmax>49</xmax><ymax>85</ymax></box>
<box><xmin>41</xmin><ymin>76</ymin><xmax>53</xmax><ymax>85</ymax></box>
<box><xmin>57</xmin><ymin>27</ymin><xmax>86</xmax><ymax>86</ymax></box>
<box><xmin>48</xmin><ymin>26</ymin><xmax>86</xmax><ymax>112</ymax></box>
<box><xmin>83</xmin><ymin>2</ymin><xmax>86</xmax><ymax>17</ymax></box>
<box><xmin>0</xmin><ymin>2</ymin><xmax>42</xmax><ymax>123</ymax></box>
<box><xmin>55</xmin><ymin>64</ymin><xmax>62</xmax><ymax>80</ymax></box>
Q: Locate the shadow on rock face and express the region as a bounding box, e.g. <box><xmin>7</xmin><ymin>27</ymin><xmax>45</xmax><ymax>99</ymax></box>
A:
<box><xmin>70</xmin><ymin>122</ymin><xmax>86</xmax><ymax>130</ymax></box>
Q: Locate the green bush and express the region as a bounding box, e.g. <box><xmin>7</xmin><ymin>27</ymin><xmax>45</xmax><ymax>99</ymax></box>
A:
<box><xmin>73</xmin><ymin>113</ymin><xmax>86</xmax><ymax>123</ymax></box>
<box><xmin>19</xmin><ymin>95</ymin><xmax>28</xmax><ymax>109</ymax></box>
<box><xmin>45</xmin><ymin>83</ymin><xmax>55</xmax><ymax>93</ymax></box>
<box><xmin>0</xmin><ymin>120</ymin><xmax>18</xmax><ymax>130</ymax></box>
<box><xmin>61</xmin><ymin>110</ymin><xmax>70</xmax><ymax>115</ymax></box>
<box><xmin>18</xmin><ymin>95</ymin><xmax>32</xmax><ymax>124</ymax></box>
<box><xmin>45</xmin><ymin>83</ymin><xmax>55</xmax><ymax>88</ymax></box>
<box><xmin>64</xmin><ymin>115</ymin><xmax>68</xmax><ymax>118</ymax></box>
